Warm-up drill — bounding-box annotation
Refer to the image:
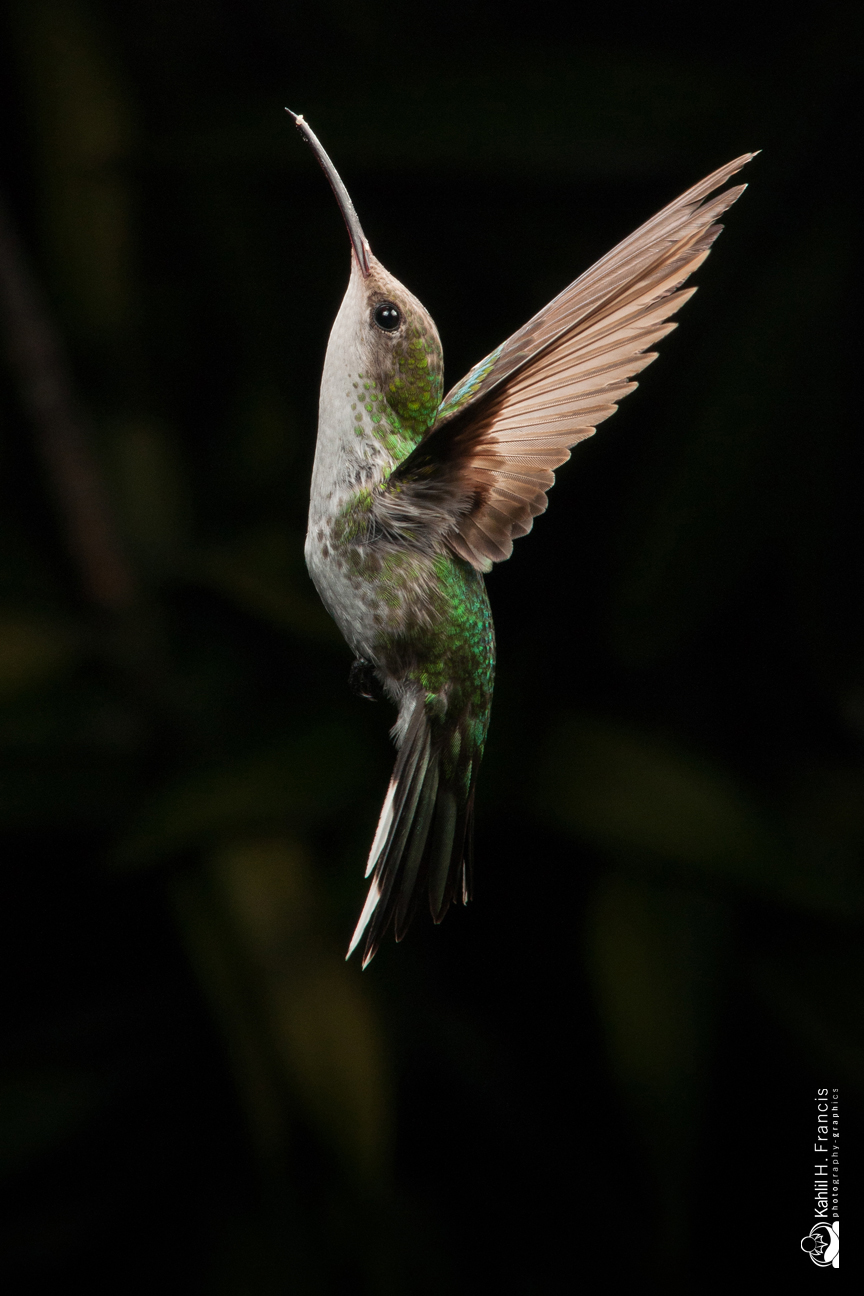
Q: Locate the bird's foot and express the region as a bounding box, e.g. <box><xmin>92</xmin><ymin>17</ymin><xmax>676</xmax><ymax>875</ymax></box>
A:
<box><xmin>349</xmin><ymin>657</ymin><xmax>380</xmax><ymax>701</ymax></box>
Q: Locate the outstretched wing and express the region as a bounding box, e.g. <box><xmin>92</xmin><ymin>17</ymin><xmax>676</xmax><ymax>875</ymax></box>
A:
<box><xmin>378</xmin><ymin>152</ymin><xmax>756</xmax><ymax>571</ymax></box>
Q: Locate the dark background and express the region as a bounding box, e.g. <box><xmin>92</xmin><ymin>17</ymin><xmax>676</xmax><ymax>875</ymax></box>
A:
<box><xmin>0</xmin><ymin>1</ymin><xmax>859</xmax><ymax>1289</ymax></box>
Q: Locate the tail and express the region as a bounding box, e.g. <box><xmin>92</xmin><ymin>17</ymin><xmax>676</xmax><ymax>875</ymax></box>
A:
<box><xmin>347</xmin><ymin>696</ymin><xmax>477</xmax><ymax>968</ymax></box>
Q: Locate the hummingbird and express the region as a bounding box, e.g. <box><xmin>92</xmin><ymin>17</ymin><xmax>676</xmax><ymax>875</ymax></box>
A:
<box><xmin>288</xmin><ymin>110</ymin><xmax>754</xmax><ymax>967</ymax></box>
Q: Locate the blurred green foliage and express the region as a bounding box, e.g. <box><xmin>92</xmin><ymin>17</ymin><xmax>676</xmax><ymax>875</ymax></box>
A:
<box><xmin>0</xmin><ymin>0</ymin><xmax>860</xmax><ymax>1289</ymax></box>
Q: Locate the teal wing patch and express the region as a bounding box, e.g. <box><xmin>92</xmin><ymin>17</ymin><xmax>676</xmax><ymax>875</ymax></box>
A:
<box><xmin>435</xmin><ymin>345</ymin><xmax>503</xmax><ymax>424</ymax></box>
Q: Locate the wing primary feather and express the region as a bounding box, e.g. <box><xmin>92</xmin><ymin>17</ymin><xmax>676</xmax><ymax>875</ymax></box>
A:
<box><xmin>377</xmin><ymin>152</ymin><xmax>754</xmax><ymax>573</ymax></box>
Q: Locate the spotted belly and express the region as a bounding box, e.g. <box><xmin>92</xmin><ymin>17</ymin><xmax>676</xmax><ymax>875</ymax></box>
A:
<box><xmin>304</xmin><ymin>530</ymin><xmax>432</xmax><ymax>666</ymax></box>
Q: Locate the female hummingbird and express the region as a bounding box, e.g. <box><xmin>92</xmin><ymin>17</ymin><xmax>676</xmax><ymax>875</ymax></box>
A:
<box><xmin>288</xmin><ymin>111</ymin><xmax>753</xmax><ymax>967</ymax></box>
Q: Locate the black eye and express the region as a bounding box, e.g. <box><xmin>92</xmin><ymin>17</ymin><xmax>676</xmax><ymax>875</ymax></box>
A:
<box><xmin>373</xmin><ymin>302</ymin><xmax>402</xmax><ymax>332</ymax></box>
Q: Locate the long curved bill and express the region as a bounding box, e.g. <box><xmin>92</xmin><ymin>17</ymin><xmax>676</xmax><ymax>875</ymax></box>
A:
<box><xmin>286</xmin><ymin>110</ymin><xmax>371</xmax><ymax>278</ymax></box>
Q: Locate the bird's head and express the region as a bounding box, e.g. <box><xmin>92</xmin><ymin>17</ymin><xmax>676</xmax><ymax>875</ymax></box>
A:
<box><xmin>288</xmin><ymin>111</ymin><xmax>443</xmax><ymax>441</ymax></box>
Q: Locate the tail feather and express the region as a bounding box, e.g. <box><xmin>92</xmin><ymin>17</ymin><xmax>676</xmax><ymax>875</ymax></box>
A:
<box><xmin>348</xmin><ymin>697</ymin><xmax>476</xmax><ymax>966</ymax></box>
<box><xmin>348</xmin><ymin>700</ymin><xmax>429</xmax><ymax>963</ymax></box>
<box><xmin>445</xmin><ymin>797</ymin><xmax>472</xmax><ymax>915</ymax></box>
<box><xmin>428</xmin><ymin>789</ymin><xmax>458</xmax><ymax>922</ymax></box>
<box><xmin>462</xmin><ymin>790</ymin><xmax>476</xmax><ymax>904</ymax></box>
<box><xmin>394</xmin><ymin>760</ymin><xmax>439</xmax><ymax>941</ymax></box>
